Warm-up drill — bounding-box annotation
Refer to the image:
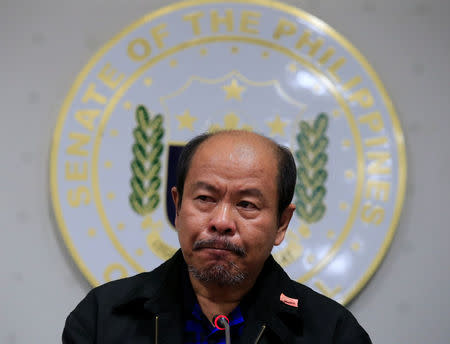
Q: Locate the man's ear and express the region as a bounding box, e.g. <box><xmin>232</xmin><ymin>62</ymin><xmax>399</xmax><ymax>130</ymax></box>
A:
<box><xmin>171</xmin><ymin>187</ymin><xmax>179</xmax><ymax>215</ymax></box>
<box><xmin>274</xmin><ymin>203</ymin><xmax>296</xmax><ymax>246</ymax></box>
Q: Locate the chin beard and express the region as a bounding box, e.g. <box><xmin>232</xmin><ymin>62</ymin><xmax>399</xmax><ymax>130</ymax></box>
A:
<box><xmin>188</xmin><ymin>262</ymin><xmax>248</xmax><ymax>286</ymax></box>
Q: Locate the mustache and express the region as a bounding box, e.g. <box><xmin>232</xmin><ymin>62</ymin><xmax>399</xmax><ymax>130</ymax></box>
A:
<box><xmin>193</xmin><ymin>238</ymin><xmax>247</xmax><ymax>257</ymax></box>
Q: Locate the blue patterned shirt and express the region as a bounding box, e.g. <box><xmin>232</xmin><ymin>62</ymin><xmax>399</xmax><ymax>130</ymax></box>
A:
<box><xmin>183</xmin><ymin>302</ymin><xmax>244</xmax><ymax>344</ymax></box>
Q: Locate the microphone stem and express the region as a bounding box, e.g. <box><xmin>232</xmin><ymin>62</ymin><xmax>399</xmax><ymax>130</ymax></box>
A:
<box><xmin>224</xmin><ymin>322</ymin><xmax>231</xmax><ymax>344</ymax></box>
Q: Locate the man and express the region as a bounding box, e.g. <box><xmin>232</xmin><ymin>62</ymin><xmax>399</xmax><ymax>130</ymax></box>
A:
<box><xmin>63</xmin><ymin>130</ymin><xmax>372</xmax><ymax>343</ymax></box>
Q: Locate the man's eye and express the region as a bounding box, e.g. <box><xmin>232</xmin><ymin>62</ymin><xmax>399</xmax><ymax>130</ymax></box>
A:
<box><xmin>197</xmin><ymin>195</ymin><xmax>212</xmax><ymax>202</ymax></box>
<box><xmin>238</xmin><ymin>201</ymin><xmax>256</xmax><ymax>209</ymax></box>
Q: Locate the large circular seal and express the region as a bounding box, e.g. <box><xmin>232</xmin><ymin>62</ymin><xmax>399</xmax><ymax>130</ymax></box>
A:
<box><xmin>51</xmin><ymin>0</ymin><xmax>406</xmax><ymax>304</ymax></box>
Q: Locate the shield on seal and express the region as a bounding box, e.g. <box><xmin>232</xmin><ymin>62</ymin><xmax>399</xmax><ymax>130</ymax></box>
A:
<box><xmin>165</xmin><ymin>144</ymin><xmax>183</xmax><ymax>227</ymax></box>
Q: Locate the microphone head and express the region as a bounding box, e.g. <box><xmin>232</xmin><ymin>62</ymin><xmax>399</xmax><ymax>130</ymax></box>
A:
<box><xmin>212</xmin><ymin>314</ymin><xmax>229</xmax><ymax>330</ymax></box>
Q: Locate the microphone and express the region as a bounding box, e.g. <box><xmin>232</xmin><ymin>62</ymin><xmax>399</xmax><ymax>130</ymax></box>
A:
<box><xmin>212</xmin><ymin>314</ymin><xmax>231</xmax><ymax>344</ymax></box>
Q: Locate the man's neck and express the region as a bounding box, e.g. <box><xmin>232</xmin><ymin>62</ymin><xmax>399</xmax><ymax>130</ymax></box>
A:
<box><xmin>188</xmin><ymin>273</ymin><xmax>256</xmax><ymax>324</ymax></box>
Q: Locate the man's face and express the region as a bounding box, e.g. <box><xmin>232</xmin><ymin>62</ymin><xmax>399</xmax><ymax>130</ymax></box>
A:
<box><xmin>172</xmin><ymin>133</ymin><xmax>294</xmax><ymax>286</ymax></box>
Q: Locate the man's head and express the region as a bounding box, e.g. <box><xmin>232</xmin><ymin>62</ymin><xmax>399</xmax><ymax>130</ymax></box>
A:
<box><xmin>171</xmin><ymin>130</ymin><xmax>296</xmax><ymax>287</ymax></box>
<box><xmin>174</xmin><ymin>130</ymin><xmax>297</xmax><ymax>220</ymax></box>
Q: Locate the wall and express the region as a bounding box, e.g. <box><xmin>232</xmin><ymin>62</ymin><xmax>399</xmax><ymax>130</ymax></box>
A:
<box><xmin>1</xmin><ymin>0</ymin><xmax>449</xmax><ymax>342</ymax></box>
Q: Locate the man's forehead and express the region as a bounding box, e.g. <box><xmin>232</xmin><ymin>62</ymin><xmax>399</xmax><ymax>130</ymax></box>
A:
<box><xmin>194</xmin><ymin>131</ymin><xmax>277</xmax><ymax>160</ymax></box>
<box><xmin>183</xmin><ymin>132</ymin><xmax>279</xmax><ymax>192</ymax></box>
<box><xmin>192</xmin><ymin>137</ymin><xmax>277</xmax><ymax>174</ymax></box>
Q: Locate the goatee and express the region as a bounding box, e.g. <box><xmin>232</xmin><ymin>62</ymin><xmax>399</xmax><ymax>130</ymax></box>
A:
<box><xmin>189</xmin><ymin>237</ymin><xmax>248</xmax><ymax>285</ymax></box>
<box><xmin>188</xmin><ymin>261</ymin><xmax>247</xmax><ymax>286</ymax></box>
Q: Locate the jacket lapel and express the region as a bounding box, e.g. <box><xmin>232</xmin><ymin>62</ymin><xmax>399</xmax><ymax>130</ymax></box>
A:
<box><xmin>241</xmin><ymin>256</ymin><xmax>306</xmax><ymax>343</ymax></box>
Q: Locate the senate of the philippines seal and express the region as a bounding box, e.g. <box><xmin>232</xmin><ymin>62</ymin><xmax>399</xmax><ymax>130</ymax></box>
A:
<box><xmin>51</xmin><ymin>0</ymin><xmax>406</xmax><ymax>304</ymax></box>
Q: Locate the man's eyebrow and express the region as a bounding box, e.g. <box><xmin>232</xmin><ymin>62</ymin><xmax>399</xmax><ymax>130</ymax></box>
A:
<box><xmin>191</xmin><ymin>183</ymin><xmax>265</xmax><ymax>199</ymax></box>
<box><xmin>191</xmin><ymin>181</ymin><xmax>218</xmax><ymax>193</ymax></box>
<box><xmin>238</xmin><ymin>188</ymin><xmax>265</xmax><ymax>199</ymax></box>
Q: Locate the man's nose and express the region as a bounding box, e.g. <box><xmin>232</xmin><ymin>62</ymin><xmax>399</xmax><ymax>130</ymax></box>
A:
<box><xmin>209</xmin><ymin>203</ymin><xmax>236</xmax><ymax>235</ymax></box>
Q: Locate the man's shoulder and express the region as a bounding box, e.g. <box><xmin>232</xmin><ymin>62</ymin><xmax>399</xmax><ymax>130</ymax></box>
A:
<box><xmin>289</xmin><ymin>279</ymin><xmax>348</xmax><ymax>317</ymax></box>
<box><xmin>63</xmin><ymin>251</ymin><xmax>185</xmax><ymax>343</ymax></box>
<box><xmin>278</xmin><ymin>271</ymin><xmax>371</xmax><ymax>342</ymax></box>
<box><xmin>83</xmin><ymin>250</ymin><xmax>183</xmax><ymax>309</ymax></box>
<box><xmin>90</xmin><ymin>270</ymin><xmax>153</xmax><ymax>303</ymax></box>
<box><xmin>253</xmin><ymin>257</ymin><xmax>371</xmax><ymax>342</ymax></box>
<box><xmin>267</xmin><ymin>256</ymin><xmax>357</xmax><ymax>321</ymax></box>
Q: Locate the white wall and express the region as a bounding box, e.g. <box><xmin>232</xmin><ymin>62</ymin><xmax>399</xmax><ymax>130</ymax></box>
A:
<box><xmin>1</xmin><ymin>0</ymin><xmax>449</xmax><ymax>343</ymax></box>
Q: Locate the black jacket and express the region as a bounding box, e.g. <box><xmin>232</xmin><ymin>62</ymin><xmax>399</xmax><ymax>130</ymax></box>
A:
<box><xmin>63</xmin><ymin>250</ymin><xmax>371</xmax><ymax>343</ymax></box>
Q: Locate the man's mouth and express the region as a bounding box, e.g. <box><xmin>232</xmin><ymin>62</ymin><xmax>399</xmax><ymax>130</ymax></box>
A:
<box><xmin>192</xmin><ymin>238</ymin><xmax>246</xmax><ymax>257</ymax></box>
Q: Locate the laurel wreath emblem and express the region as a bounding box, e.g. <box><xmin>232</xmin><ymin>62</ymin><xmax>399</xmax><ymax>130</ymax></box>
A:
<box><xmin>295</xmin><ymin>113</ymin><xmax>329</xmax><ymax>223</ymax></box>
<box><xmin>129</xmin><ymin>105</ymin><xmax>164</xmax><ymax>215</ymax></box>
